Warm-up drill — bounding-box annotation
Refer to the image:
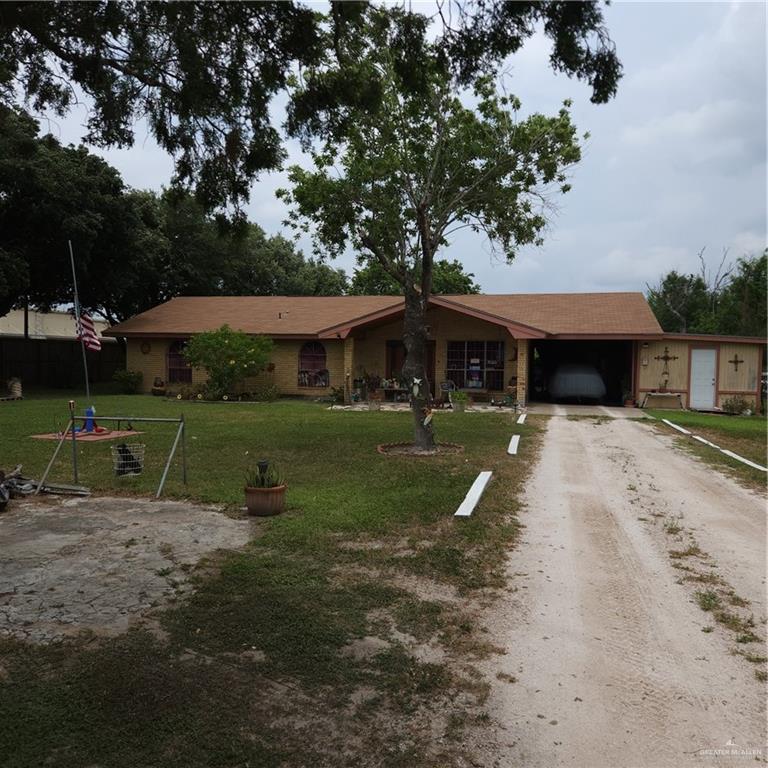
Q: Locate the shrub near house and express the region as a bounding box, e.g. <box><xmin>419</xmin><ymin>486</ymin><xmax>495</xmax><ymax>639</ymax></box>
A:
<box><xmin>183</xmin><ymin>325</ymin><xmax>273</xmax><ymax>399</ymax></box>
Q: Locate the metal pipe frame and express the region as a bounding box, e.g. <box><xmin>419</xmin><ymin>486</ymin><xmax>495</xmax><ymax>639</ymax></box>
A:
<box><xmin>34</xmin><ymin>418</ymin><xmax>73</xmax><ymax>495</ymax></box>
<box><xmin>38</xmin><ymin>413</ymin><xmax>189</xmax><ymax>499</ymax></box>
<box><xmin>69</xmin><ymin>416</ymin><xmax>184</xmax><ymax>423</ymax></box>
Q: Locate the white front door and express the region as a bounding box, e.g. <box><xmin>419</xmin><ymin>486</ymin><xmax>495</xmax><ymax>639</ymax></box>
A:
<box><xmin>690</xmin><ymin>348</ymin><xmax>716</xmax><ymax>409</ymax></box>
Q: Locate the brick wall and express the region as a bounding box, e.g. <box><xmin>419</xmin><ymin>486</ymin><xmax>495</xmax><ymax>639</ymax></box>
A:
<box><xmin>516</xmin><ymin>340</ymin><xmax>528</xmax><ymax>406</ymax></box>
<box><xmin>350</xmin><ymin>306</ymin><xmax>518</xmax><ymax>394</ymax></box>
<box><xmin>126</xmin><ymin>337</ymin><xmax>344</xmax><ymax>396</ymax></box>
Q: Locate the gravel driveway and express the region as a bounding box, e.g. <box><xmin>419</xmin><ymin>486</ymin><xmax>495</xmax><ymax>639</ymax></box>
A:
<box><xmin>477</xmin><ymin>416</ymin><xmax>766</xmax><ymax>767</ymax></box>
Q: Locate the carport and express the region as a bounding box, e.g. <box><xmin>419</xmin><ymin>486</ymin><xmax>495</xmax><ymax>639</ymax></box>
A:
<box><xmin>528</xmin><ymin>339</ymin><xmax>635</xmax><ymax>406</ymax></box>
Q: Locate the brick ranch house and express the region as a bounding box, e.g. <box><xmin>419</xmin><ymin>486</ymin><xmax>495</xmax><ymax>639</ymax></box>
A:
<box><xmin>104</xmin><ymin>293</ymin><xmax>765</xmax><ymax>410</ymax></box>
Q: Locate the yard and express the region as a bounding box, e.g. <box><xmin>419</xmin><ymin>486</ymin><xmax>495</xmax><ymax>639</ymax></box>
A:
<box><xmin>647</xmin><ymin>408</ymin><xmax>767</xmax><ymax>488</ymax></box>
<box><xmin>0</xmin><ymin>395</ymin><xmax>539</xmax><ymax>767</ymax></box>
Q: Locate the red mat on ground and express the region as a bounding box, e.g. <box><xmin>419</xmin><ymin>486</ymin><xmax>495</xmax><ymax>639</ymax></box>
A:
<box><xmin>30</xmin><ymin>430</ymin><xmax>144</xmax><ymax>442</ymax></box>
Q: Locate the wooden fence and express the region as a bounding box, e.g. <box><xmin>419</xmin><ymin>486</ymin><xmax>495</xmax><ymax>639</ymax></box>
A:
<box><xmin>0</xmin><ymin>337</ymin><xmax>125</xmax><ymax>389</ymax></box>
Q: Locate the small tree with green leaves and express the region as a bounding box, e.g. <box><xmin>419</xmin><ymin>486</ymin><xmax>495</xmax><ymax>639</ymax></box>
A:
<box><xmin>183</xmin><ymin>325</ymin><xmax>273</xmax><ymax>396</ymax></box>
<box><xmin>280</xmin><ymin>27</ymin><xmax>586</xmax><ymax>450</ymax></box>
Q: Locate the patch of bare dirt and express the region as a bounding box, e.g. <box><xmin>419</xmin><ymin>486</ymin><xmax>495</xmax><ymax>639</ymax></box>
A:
<box><xmin>376</xmin><ymin>441</ymin><xmax>464</xmax><ymax>456</ymax></box>
<box><xmin>0</xmin><ymin>495</ymin><xmax>253</xmax><ymax>643</ymax></box>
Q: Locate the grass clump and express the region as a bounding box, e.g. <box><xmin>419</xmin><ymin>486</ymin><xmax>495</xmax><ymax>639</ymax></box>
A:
<box><xmin>695</xmin><ymin>590</ymin><xmax>721</xmax><ymax>611</ymax></box>
<box><xmin>714</xmin><ymin>610</ymin><xmax>755</xmax><ymax>634</ymax></box>
<box><xmin>669</xmin><ymin>545</ymin><xmax>704</xmax><ymax>559</ymax></box>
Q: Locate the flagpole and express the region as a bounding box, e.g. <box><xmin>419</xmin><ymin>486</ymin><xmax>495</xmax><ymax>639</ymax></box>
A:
<box><xmin>69</xmin><ymin>240</ymin><xmax>90</xmax><ymax>399</ymax></box>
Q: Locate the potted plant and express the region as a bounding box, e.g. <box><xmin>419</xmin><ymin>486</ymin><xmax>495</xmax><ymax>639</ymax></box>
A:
<box><xmin>368</xmin><ymin>390</ymin><xmax>383</xmax><ymax>411</ymax></box>
<box><xmin>244</xmin><ymin>459</ymin><xmax>286</xmax><ymax>516</ymax></box>
<box><xmin>623</xmin><ymin>390</ymin><xmax>635</xmax><ymax>408</ymax></box>
<box><xmin>451</xmin><ymin>390</ymin><xmax>469</xmax><ymax>412</ymax></box>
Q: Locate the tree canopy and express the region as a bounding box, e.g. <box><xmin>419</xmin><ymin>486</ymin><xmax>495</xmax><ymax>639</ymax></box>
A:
<box><xmin>349</xmin><ymin>259</ymin><xmax>479</xmax><ymax>296</ymax></box>
<box><xmin>647</xmin><ymin>250</ymin><xmax>767</xmax><ymax>337</ymax></box>
<box><xmin>1</xmin><ymin>1</ymin><xmax>620</xmax><ymax>209</ymax></box>
<box><xmin>280</xmin><ymin>16</ymin><xmax>586</xmax><ymax>448</ymax></box>
<box><xmin>0</xmin><ymin>104</ymin><xmax>137</xmax><ymax>318</ymax></box>
<box><xmin>0</xmin><ymin>106</ymin><xmax>347</xmax><ymax>321</ymax></box>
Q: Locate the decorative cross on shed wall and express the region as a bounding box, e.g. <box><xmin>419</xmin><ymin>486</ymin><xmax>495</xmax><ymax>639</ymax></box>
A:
<box><xmin>654</xmin><ymin>346</ymin><xmax>679</xmax><ymax>391</ymax></box>
<box><xmin>728</xmin><ymin>354</ymin><xmax>744</xmax><ymax>371</ymax></box>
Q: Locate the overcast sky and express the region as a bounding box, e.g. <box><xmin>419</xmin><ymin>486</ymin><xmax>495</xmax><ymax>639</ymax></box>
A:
<box><xmin>44</xmin><ymin>1</ymin><xmax>767</xmax><ymax>295</ymax></box>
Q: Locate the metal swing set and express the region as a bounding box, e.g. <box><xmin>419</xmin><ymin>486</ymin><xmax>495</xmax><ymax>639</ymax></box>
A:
<box><xmin>35</xmin><ymin>402</ymin><xmax>188</xmax><ymax>499</ymax></box>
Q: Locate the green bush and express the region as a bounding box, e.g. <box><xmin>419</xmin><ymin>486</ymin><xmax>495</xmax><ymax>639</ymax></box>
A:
<box><xmin>722</xmin><ymin>395</ymin><xmax>752</xmax><ymax>415</ymax></box>
<box><xmin>249</xmin><ymin>383</ymin><xmax>280</xmax><ymax>402</ymax></box>
<box><xmin>113</xmin><ymin>369</ymin><xmax>143</xmax><ymax>394</ymax></box>
<box><xmin>183</xmin><ymin>325</ymin><xmax>273</xmax><ymax>394</ymax></box>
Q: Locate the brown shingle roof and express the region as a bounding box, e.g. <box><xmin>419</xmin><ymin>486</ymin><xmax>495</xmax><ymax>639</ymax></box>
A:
<box><xmin>104</xmin><ymin>292</ymin><xmax>663</xmax><ymax>339</ymax></box>
<box><xmin>443</xmin><ymin>292</ymin><xmax>663</xmax><ymax>336</ymax></box>
<box><xmin>104</xmin><ymin>296</ymin><xmax>405</xmax><ymax>338</ymax></box>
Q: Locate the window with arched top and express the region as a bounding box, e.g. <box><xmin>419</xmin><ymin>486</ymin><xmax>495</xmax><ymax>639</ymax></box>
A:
<box><xmin>298</xmin><ymin>341</ymin><xmax>329</xmax><ymax>388</ymax></box>
<box><xmin>167</xmin><ymin>339</ymin><xmax>192</xmax><ymax>384</ymax></box>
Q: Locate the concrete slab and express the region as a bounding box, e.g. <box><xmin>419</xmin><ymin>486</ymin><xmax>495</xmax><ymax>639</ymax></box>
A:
<box><xmin>0</xmin><ymin>496</ymin><xmax>253</xmax><ymax>643</ymax></box>
<box><xmin>525</xmin><ymin>403</ymin><xmax>649</xmax><ymax>419</ymax></box>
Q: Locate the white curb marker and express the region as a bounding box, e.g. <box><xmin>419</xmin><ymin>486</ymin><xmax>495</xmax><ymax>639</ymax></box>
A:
<box><xmin>507</xmin><ymin>435</ymin><xmax>520</xmax><ymax>455</ymax></box>
<box><xmin>692</xmin><ymin>434</ymin><xmax>721</xmax><ymax>450</ymax></box>
<box><xmin>516</xmin><ymin>413</ymin><xmax>527</xmax><ymax>425</ymax></box>
<box><xmin>663</xmin><ymin>420</ymin><xmax>767</xmax><ymax>473</ymax></box>
<box><xmin>720</xmin><ymin>450</ymin><xmax>768</xmax><ymax>472</ymax></box>
<box><xmin>662</xmin><ymin>418</ymin><xmax>691</xmax><ymax>435</ymax></box>
<box><xmin>455</xmin><ymin>471</ymin><xmax>493</xmax><ymax>517</ymax></box>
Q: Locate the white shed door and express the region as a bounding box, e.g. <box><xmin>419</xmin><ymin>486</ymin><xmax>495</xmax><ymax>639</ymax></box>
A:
<box><xmin>690</xmin><ymin>349</ymin><xmax>716</xmax><ymax>409</ymax></box>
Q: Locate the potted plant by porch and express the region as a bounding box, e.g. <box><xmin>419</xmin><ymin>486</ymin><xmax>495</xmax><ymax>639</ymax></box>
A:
<box><xmin>244</xmin><ymin>460</ymin><xmax>286</xmax><ymax>516</ymax></box>
<box><xmin>451</xmin><ymin>390</ymin><xmax>469</xmax><ymax>413</ymax></box>
<box><xmin>622</xmin><ymin>390</ymin><xmax>635</xmax><ymax>408</ymax></box>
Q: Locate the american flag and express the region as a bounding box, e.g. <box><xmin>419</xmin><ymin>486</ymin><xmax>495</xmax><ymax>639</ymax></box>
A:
<box><xmin>76</xmin><ymin>310</ymin><xmax>102</xmax><ymax>352</ymax></box>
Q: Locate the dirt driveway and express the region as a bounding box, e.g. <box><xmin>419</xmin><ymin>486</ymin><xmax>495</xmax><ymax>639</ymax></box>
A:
<box><xmin>0</xmin><ymin>496</ymin><xmax>252</xmax><ymax>643</ymax></box>
<box><xmin>478</xmin><ymin>416</ymin><xmax>766</xmax><ymax>767</ymax></box>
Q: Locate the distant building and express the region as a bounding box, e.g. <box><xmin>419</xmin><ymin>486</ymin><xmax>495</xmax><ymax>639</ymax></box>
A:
<box><xmin>0</xmin><ymin>308</ymin><xmax>124</xmax><ymax>388</ymax></box>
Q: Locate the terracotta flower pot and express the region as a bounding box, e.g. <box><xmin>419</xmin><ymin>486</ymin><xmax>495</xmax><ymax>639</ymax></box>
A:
<box><xmin>244</xmin><ymin>484</ymin><xmax>286</xmax><ymax>516</ymax></box>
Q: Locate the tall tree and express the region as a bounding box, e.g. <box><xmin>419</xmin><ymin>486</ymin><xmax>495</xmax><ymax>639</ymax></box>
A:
<box><xmin>0</xmin><ymin>109</ymin><xmax>347</xmax><ymax>320</ymax></box>
<box><xmin>648</xmin><ymin>251</ymin><xmax>767</xmax><ymax>337</ymax></box>
<box><xmin>0</xmin><ymin>105</ymin><xmax>138</xmax><ymax>318</ymax></box>
<box><xmin>280</xmin><ymin>15</ymin><xmax>588</xmax><ymax>450</ymax></box>
<box><xmin>2</xmin><ymin>1</ymin><xmax>620</xmax><ymax>209</ymax></box>
<box><xmin>646</xmin><ymin>271</ymin><xmax>710</xmax><ymax>334</ymax></box>
<box><xmin>716</xmin><ymin>252</ymin><xmax>767</xmax><ymax>337</ymax></box>
<box><xmin>349</xmin><ymin>259</ymin><xmax>480</xmax><ymax>295</ymax></box>
<box><xmin>221</xmin><ymin>227</ymin><xmax>348</xmax><ymax>297</ymax></box>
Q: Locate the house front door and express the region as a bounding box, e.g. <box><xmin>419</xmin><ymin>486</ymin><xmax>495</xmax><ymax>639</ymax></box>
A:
<box><xmin>386</xmin><ymin>340</ymin><xmax>436</xmax><ymax>395</ymax></box>
<box><xmin>690</xmin><ymin>348</ymin><xmax>716</xmax><ymax>409</ymax></box>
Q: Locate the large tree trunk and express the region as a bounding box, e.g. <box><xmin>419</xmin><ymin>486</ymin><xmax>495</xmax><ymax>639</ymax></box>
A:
<box><xmin>402</xmin><ymin>286</ymin><xmax>435</xmax><ymax>451</ymax></box>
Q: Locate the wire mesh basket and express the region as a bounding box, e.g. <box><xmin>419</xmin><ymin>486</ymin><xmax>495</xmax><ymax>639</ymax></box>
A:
<box><xmin>111</xmin><ymin>443</ymin><xmax>146</xmax><ymax>477</ymax></box>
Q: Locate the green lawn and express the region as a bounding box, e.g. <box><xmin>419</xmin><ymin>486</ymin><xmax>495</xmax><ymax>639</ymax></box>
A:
<box><xmin>0</xmin><ymin>395</ymin><xmax>539</xmax><ymax>767</ymax></box>
<box><xmin>646</xmin><ymin>408</ymin><xmax>767</xmax><ymax>487</ymax></box>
